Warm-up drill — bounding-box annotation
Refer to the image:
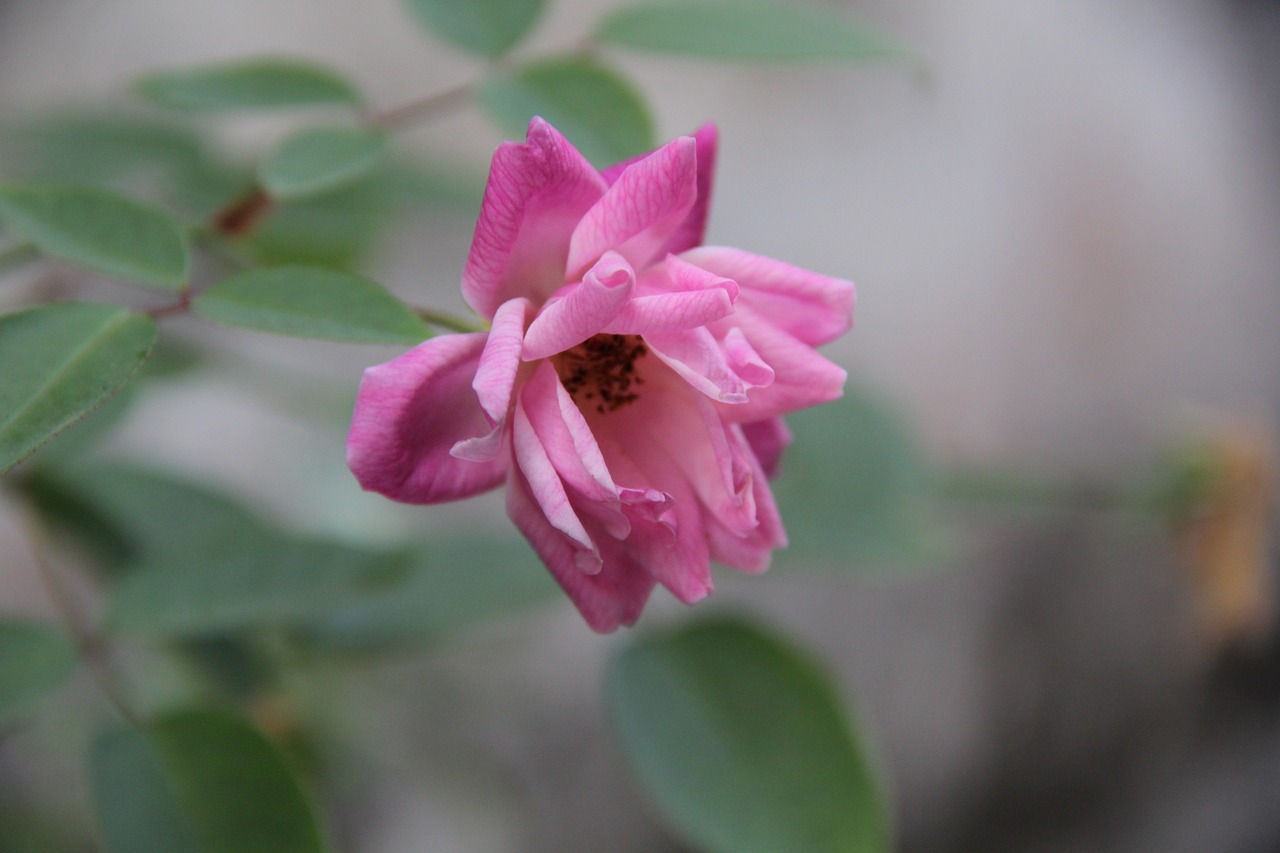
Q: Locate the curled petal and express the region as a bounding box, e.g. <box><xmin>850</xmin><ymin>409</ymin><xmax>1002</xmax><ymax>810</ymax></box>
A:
<box><xmin>348</xmin><ymin>334</ymin><xmax>506</xmax><ymax>504</ymax></box>
<box><xmin>463</xmin><ymin>118</ymin><xmax>607</xmax><ymax>319</ymax></box>
<box><xmin>567</xmin><ymin>135</ymin><xmax>697</xmax><ymax>277</ymax></box>
<box><xmin>452</xmin><ymin>297</ymin><xmax>530</xmax><ymax>462</ymax></box>
<box><xmin>522</xmin><ymin>251</ymin><xmax>635</xmax><ymax>360</ymax></box>
<box><xmin>721</xmin><ymin>327</ymin><xmax>774</xmax><ymax>389</ymax></box>
<box><xmin>604</xmin><ymin>254</ymin><xmax>737</xmax><ymax>334</ymax></box>
<box><xmin>706</xmin><ymin>424</ymin><xmax>787</xmax><ymax>572</ymax></box>
<box><xmin>645</xmin><ymin>326</ymin><xmax>748</xmax><ymax>404</ymax></box>
<box><xmin>507</xmin><ymin>468</ymin><xmax>655</xmax><ymax>632</ymax></box>
<box><xmin>741</xmin><ymin>417</ymin><xmax>793</xmax><ymax>479</ymax></box>
<box><xmin>681</xmin><ymin>246</ymin><xmax>855</xmax><ymax>345</ymax></box>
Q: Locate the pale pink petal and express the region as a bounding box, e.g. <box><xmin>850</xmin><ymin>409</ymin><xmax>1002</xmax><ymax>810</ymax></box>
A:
<box><xmin>348</xmin><ymin>334</ymin><xmax>507</xmax><ymax>503</ymax></box>
<box><xmin>507</xmin><ymin>469</ymin><xmax>655</xmax><ymax>632</ymax></box>
<box><xmin>522</xmin><ymin>251</ymin><xmax>634</xmax><ymax>360</ymax></box>
<box><xmin>520</xmin><ymin>363</ymin><xmax>629</xmax><ymax>539</ymax></box>
<box><xmin>706</xmin><ymin>424</ymin><xmax>787</xmax><ymax>572</ymax></box>
<box><xmin>741</xmin><ymin>417</ymin><xmax>793</xmax><ymax>478</ymax></box>
<box><xmin>511</xmin><ymin>397</ymin><xmax>601</xmax><ymax>573</ymax></box>
<box><xmin>566</xmin><ymin>136</ymin><xmax>697</xmax><ymax>277</ymax></box>
<box><xmin>463</xmin><ymin>118</ymin><xmax>607</xmax><ymax>319</ymax></box>
<box><xmin>604</xmin><ymin>254</ymin><xmax>737</xmax><ymax>334</ymax></box>
<box><xmin>601</xmin><ymin>123</ymin><xmax>718</xmax><ymax>257</ymax></box>
<box><xmin>644</xmin><ymin>326</ymin><xmax>748</xmax><ymax>404</ymax></box>
<box><xmin>710</xmin><ymin>306</ymin><xmax>847</xmax><ymax>423</ymax></box>
<box><xmin>721</xmin><ymin>327</ymin><xmax>774</xmax><ymax>389</ymax></box>
<box><xmin>451</xmin><ymin>297</ymin><xmax>530</xmax><ymax>462</ymax></box>
<box><xmin>681</xmin><ymin>246</ymin><xmax>855</xmax><ymax>345</ymax></box>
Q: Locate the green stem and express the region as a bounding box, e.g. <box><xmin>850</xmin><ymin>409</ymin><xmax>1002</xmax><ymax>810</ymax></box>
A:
<box><xmin>363</xmin><ymin>79</ymin><xmax>477</xmax><ymax>131</ymax></box>
<box><xmin>0</xmin><ymin>242</ymin><xmax>38</xmax><ymax>275</ymax></box>
<box><xmin>415</xmin><ymin>306</ymin><xmax>486</xmax><ymax>334</ymax></box>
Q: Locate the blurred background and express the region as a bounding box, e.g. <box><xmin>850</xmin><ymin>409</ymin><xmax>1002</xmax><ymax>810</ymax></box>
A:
<box><xmin>0</xmin><ymin>0</ymin><xmax>1278</xmax><ymax>850</ymax></box>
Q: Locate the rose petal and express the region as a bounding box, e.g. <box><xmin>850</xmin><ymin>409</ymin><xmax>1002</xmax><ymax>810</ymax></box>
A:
<box><xmin>463</xmin><ymin>118</ymin><xmax>607</xmax><ymax>319</ymax></box>
<box><xmin>644</xmin><ymin>326</ymin><xmax>749</xmax><ymax>404</ymax></box>
<box><xmin>522</xmin><ymin>251</ymin><xmax>635</xmax><ymax>360</ymax></box>
<box><xmin>452</xmin><ymin>297</ymin><xmax>530</xmax><ymax>462</ymax></box>
<box><xmin>741</xmin><ymin>417</ymin><xmax>793</xmax><ymax>478</ymax></box>
<box><xmin>681</xmin><ymin>246</ymin><xmax>855</xmax><ymax>345</ymax></box>
<box><xmin>348</xmin><ymin>333</ymin><xmax>507</xmax><ymax>503</ymax></box>
<box><xmin>604</xmin><ymin>254</ymin><xmax>737</xmax><ymax>334</ymax></box>
<box><xmin>567</xmin><ymin>135</ymin><xmax>697</xmax><ymax>277</ymax></box>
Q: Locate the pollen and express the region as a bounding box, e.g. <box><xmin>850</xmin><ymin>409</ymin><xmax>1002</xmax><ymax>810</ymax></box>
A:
<box><xmin>554</xmin><ymin>334</ymin><xmax>649</xmax><ymax>414</ymax></box>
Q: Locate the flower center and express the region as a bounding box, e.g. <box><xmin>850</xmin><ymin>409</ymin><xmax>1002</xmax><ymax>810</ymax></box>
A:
<box><xmin>554</xmin><ymin>334</ymin><xmax>648</xmax><ymax>414</ymax></box>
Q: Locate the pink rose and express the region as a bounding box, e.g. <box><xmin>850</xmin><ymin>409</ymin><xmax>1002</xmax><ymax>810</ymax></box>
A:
<box><xmin>347</xmin><ymin>119</ymin><xmax>854</xmax><ymax>631</ymax></box>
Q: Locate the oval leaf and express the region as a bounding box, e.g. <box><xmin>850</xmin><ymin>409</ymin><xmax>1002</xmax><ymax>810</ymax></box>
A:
<box><xmin>598</xmin><ymin>0</ymin><xmax>900</xmax><ymax>61</ymax></box>
<box><xmin>0</xmin><ymin>303</ymin><xmax>156</xmax><ymax>475</ymax></box>
<box><xmin>136</xmin><ymin>58</ymin><xmax>360</xmax><ymax>112</ymax></box>
<box><xmin>479</xmin><ymin>57</ymin><xmax>654</xmax><ymax>167</ymax></box>
<box><xmin>90</xmin><ymin>710</ymin><xmax>326</xmax><ymax>853</ymax></box>
<box><xmin>0</xmin><ymin>186</ymin><xmax>189</xmax><ymax>288</ymax></box>
<box><xmin>403</xmin><ymin>0</ymin><xmax>545</xmax><ymax>57</ymax></box>
<box><xmin>259</xmin><ymin>126</ymin><xmax>388</xmax><ymax>199</ymax></box>
<box><xmin>0</xmin><ymin>618</ymin><xmax>78</xmax><ymax>724</ymax></box>
<box><xmin>193</xmin><ymin>266</ymin><xmax>430</xmax><ymax>343</ymax></box>
<box><xmin>106</xmin><ymin>523</ymin><xmax>408</xmax><ymax>636</ymax></box>
<box><xmin>607</xmin><ymin>617</ymin><xmax>890</xmax><ymax>853</ymax></box>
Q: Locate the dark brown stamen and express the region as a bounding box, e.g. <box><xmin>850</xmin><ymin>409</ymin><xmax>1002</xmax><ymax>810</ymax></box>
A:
<box><xmin>554</xmin><ymin>334</ymin><xmax>648</xmax><ymax>414</ymax></box>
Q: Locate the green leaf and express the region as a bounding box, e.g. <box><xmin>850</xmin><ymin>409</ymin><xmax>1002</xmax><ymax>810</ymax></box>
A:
<box><xmin>106</xmin><ymin>523</ymin><xmax>409</xmax><ymax>636</ymax></box>
<box><xmin>0</xmin><ymin>618</ymin><xmax>78</xmax><ymax>724</ymax></box>
<box><xmin>194</xmin><ymin>266</ymin><xmax>430</xmax><ymax>344</ymax></box>
<box><xmin>771</xmin><ymin>387</ymin><xmax>937</xmax><ymax>567</ymax></box>
<box><xmin>0</xmin><ymin>186</ymin><xmax>190</xmax><ymax>288</ymax></box>
<box><xmin>607</xmin><ymin>617</ymin><xmax>889</xmax><ymax>853</ymax></box>
<box><xmin>295</xmin><ymin>534</ymin><xmax>558</xmax><ymax>655</ymax></box>
<box><xmin>136</xmin><ymin>58</ymin><xmax>360</xmax><ymax>112</ymax></box>
<box><xmin>0</xmin><ymin>303</ymin><xmax>156</xmax><ymax>476</ymax></box>
<box><xmin>90</xmin><ymin>725</ymin><xmax>204</xmax><ymax>853</ymax></box>
<box><xmin>90</xmin><ymin>710</ymin><xmax>327</xmax><ymax>853</ymax></box>
<box><xmin>403</xmin><ymin>0</ymin><xmax>545</xmax><ymax>57</ymax></box>
<box><xmin>598</xmin><ymin>0</ymin><xmax>900</xmax><ymax>61</ymax></box>
<box><xmin>14</xmin><ymin>463</ymin><xmax>262</xmax><ymax>573</ymax></box>
<box><xmin>480</xmin><ymin>56</ymin><xmax>654</xmax><ymax>167</ymax></box>
<box><xmin>259</xmin><ymin>126</ymin><xmax>388</xmax><ymax>199</ymax></box>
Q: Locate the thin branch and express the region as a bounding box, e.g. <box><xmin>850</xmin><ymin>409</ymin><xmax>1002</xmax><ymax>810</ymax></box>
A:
<box><xmin>362</xmin><ymin>79</ymin><xmax>477</xmax><ymax>131</ymax></box>
<box><xmin>415</xmin><ymin>305</ymin><xmax>486</xmax><ymax>334</ymax></box>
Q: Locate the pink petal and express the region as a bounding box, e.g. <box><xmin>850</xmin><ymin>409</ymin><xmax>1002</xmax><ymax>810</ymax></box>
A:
<box><xmin>601</xmin><ymin>122</ymin><xmax>718</xmax><ymax>257</ymax></box>
<box><xmin>710</xmin><ymin>305</ymin><xmax>848</xmax><ymax>423</ymax></box>
<box><xmin>705</xmin><ymin>424</ymin><xmax>787</xmax><ymax>572</ymax></box>
<box><xmin>452</xmin><ymin>297</ymin><xmax>529</xmax><ymax>462</ymax></box>
<box><xmin>603</xmin><ymin>254</ymin><xmax>737</xmax><ymax>334</ymax></box>
<box><xmin>644</xmin><ymin>326</ymin><xmax>749</xmax><ymax>404</ymax></box>
<box><xmin>741</xmin><ymin>417</ymin><xmax>793</xmax><ymax>478</ymax></box>
<box><xmin>347</xmin><ymin>334</ymin><xmax>507</xmax><ymax>504</ymax></box>
<box><xmin>520</xmin><ymin>363</ymin><xmax>629</xmax><ymax>539</ymax></box>
<box><xmin>721</xmin><ymin>327</ymin><xmax>774</xmax><ymax>389</ymax></box>
<box><xmin>511</xmin><ymin>396</ymin><xmax>600</xmax><ymax>572</ymax></box>
<box><xmin>681</xmin><ymin>247</ymin><xmax>855</xmax><ymax>346</ymax></box>
<box><xmin>522</xmin><ymin>251</ymin><xmax>635</xmax><ymax>360</ymax></box>
<box><xmin>566</xmin><ymin>136</ymin><xmax>698</xmax><ymax>277</ymax></box>
<box><xmin>507</xmin><ymin>468</ymin><xmax>655</xmax><ymax>632</ymax></box>
<box><xmin>463</xmin><ymin>118</ymin><xmax>607</xmax><ymax>319</ymax></box>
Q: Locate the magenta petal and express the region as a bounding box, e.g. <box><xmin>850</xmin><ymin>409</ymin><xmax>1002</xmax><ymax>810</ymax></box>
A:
<box><xmin>463</xmin><ymin>118</ymin><xmax>607</xmax><ymax>319</ymax></box>
<box><xmin>681</xmin><ymin>246</ymin><xmax>855</xmax><ymax>346</ymax></box>
<box><xmin>706</xmin><ymin>424</ymin><xmax>787</xmax><ymax>572</ymax></box>
<box><xmin>566</xmin><ymin>135</ymin><xmax>698</xmax><ymax>277</ymax></box>
<box><xmin>601</xmin><ymin>122</ymin><xmax>718</xmax><ymax>257</ymax></box>
<box><xmin>522</xmin><ymin>251</ymin><xmax>635</xmax><ymax>360</ymax></box>
<box><xmin>604</xmin><ymin>255</ymin><xmax>737</xmax><ymax>334</ymax></box>
<box><xmin>348</xmin><ymin>334</ymin><xmax>507</xmax><ymax>504</ymax></box>
<box><xmin>451</xmin><ymin>297</ymin><xmax>530</xmax><ymax>462</ymax></box>
<box><xmin>741</xmin><ymin>417</ymin><xmax>793</xmax><ymax>478</ymax></box>
<box><xmin>507</xmin><ymin>469</ymin><xmax>655</xmax><ymax>632</ymax></box>
<box><xmin>645</xmin><ymin>326</ymin><xmax>748</xmax><ymax>404</ymax></box>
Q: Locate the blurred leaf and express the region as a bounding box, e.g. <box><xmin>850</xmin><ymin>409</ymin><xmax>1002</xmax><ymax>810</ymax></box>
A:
<box><xmin>296</xmin><ymin>534</ymin><xmax>557</xmax><ymax>655</ymax></box>
<box><xmin>0</xmin><ymin>618</ymin><xmax>78</xmax><ymax>724</ymax></box>
<box><xmin>480</xmin><ymin>56</ymin><xmax>654</xmax><ymax>167</ymax></box>
<box><xmin>0</xmin><ymin>111</ymin><xmax>205</xmax><ymax>184</ymax></box>
<box><xmin>91</xmin><ymin>725</ymin><xmax>204</xmax><ymax>853</ymax></box>
<box><xmin>0</xmin><ymin>806</ymin><xmax>92</xmax><ymax>853</ymax></box>
<box><xmin>15</xmin><ymin>463</ymin><xmax>261</xmax><ymax>573</ymax></box>
<box><xmin>598</xmin><ymin>0</ymin><xmax>899</xmax><ymax>61</ymax></box>
<box><xmin>607</xmin><ymin>616</ymin><xmax>889</xmax><ymax>853</ymax></box>
<box><xmin>245</xmin><ymin>190</ymin><xmax>381</xmax><ymax>268</ymax></box>
<box><xmin>90</xmin><ymin>710</ymin><xmax>327</xmax><ymax>853</ymax></box>
<box><xmin>194</xmin><ymin>266</ymin><xmax>430</xmax><ymax>344</ymax></box>
<box><xmin>403</xmin><ymin>0</ymin><xmax>545</xmax><ymax>57</ymax></box>
<box><xmin>136</xmin><ymin>59</ymin><xmax>360</xmax><ymax>112</ymax></box>
<box><xmin>259</xmin><ymin>126</ymin><xmax>388</xmax><ymax>199</ymax></box>
<box><xmin>106</xmin><ymin>523</ymin><xmax>409</xmax><ymax>636</ymax></box>
<box><xmin>0</xmin><ymin>186</ymin><xmax>190</xmax><ymax>288</ymax></box>
<box><xmin>771</xmin><ymin>386</ymin><xmax>935</xmax><ymax>566</ymax></box>
<box><xmin>0</xmin><ymin>303</ymin><xmax>156</xmax><ymax>476</ymax></box>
